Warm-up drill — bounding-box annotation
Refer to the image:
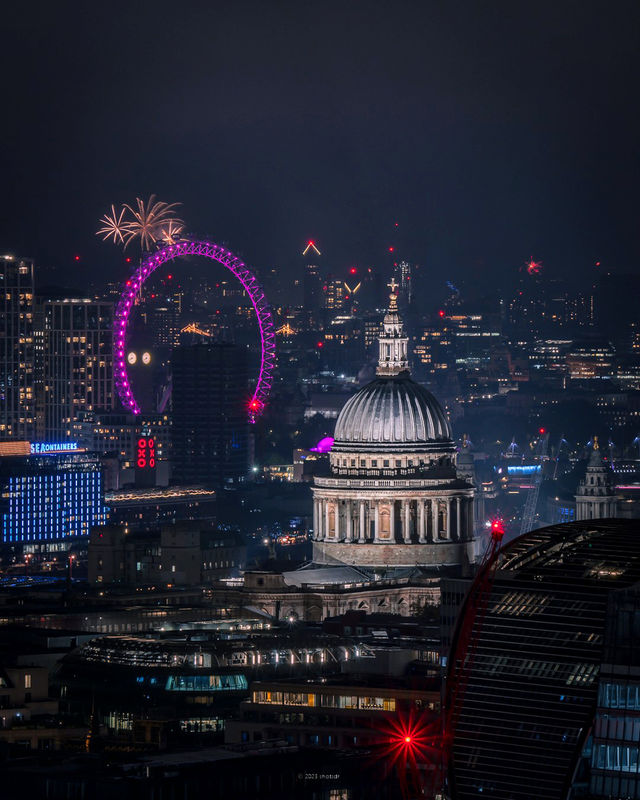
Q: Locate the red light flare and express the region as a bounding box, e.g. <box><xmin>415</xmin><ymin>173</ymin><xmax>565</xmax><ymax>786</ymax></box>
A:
<box><xmin>373</xmin><ymin>711</ymin><xmax>442</xmax><ymax>797</ymax></box>
<box><xmin>350</xmin><ymin>267</ymin><xmax>357</xmax><ymax>275</ymax></box>
<box><xmin>539</xmin><ymin>427</ymin><xmax>546</xmax><ymax>435</ymax></box>
<box><xmin>316</xmin><ymin>341</ymin><xmax>324</xmax><ymax>348</ymax></box>
<box><xmin>438</xmin><ymin>309</ymin><xmax>445</xmax><ymax>318</ymax></box>
<box><xmin>388</xmin><ymin>246</ymin><xmax>395</xmax><ymax>253</ymax></box>
<box><xmin>490</xmin><ymin>518</ymin><xmax>505</xmax><ymax>543</ymax></box>
<box><xmin>125</xmin><ymin>257</ymin><xmax>132</xmax><ymax>263</ymax></box>
<box><xmin>248</xmin><ymin>398</ymin><xmax>262</xmax><ymax>413</ymax></box>
<box><xmin>74</xmin><ymin>254</ymin><xmax>80</xmax><ymax>262</ymax></box>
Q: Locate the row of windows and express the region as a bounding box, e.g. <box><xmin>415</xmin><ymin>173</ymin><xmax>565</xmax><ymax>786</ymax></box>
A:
<box><xmin>598</xmin><ymin>682</ymin><xmax>640</xmax><ymax>710</ymax></box>
<box><xmin>594</xmin><ymin>743</ymin><xmax>640</xmax><ymax>773</ymax></box>
<box><xmin>166</xmin><ymin>674</ymin><xmax>248</xmax><ymax>692</ymax></box>
<box><xmin>252</xmin><ymin>690</ymin><xmax>396</xmax><ymax>712</ymax></box>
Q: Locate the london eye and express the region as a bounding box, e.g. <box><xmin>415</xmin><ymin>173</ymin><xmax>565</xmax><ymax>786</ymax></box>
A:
<box><xmin>113</xmin><ymin>239</ymin><xmax>276</xmax><ymax>423</ymax></box>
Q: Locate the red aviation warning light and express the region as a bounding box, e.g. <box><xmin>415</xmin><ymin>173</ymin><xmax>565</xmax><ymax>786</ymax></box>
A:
<box><xmin>539</xmin><ymin>427</ymin><xmax>546</xmax><ymax>435</ymax></box>
<box><xmin>490</xmin><ymin>518</ymin><xmax>505</xmax><ymax>542</ymax></box>
<box><xmin>350</xmin><ymin>267</ymin><xmax>357</xmax><ymax>275</ymax></box>
<box><xmin>388</xmin><ymin>246</ymin><xmax>395</xmax><ymax>252</ymax></box>
<box><xmin>438</xmin><ymin>309</ymin><xmax>445</xmax><ymax>318</ymax></box>
<box><xmin>303</xmin><ymin>240</ymin><xmax>321</xmax><ymax>257</ymax></box>
<box><xmin>316</xmin><ymin>340</ymin><xmax>324</xmax><ymax>348</ymax></box>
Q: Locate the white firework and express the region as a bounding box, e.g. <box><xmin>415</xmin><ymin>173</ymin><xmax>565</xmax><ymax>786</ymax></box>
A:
<box><xmin>96</xmin><ymin>204</ymin><xmax>127</xmax><ymax>244</ymax></box>
<box><xmin>122</xmin><ymin>195</ymin><xmax>184</xmax><ymax>251</ymax></box>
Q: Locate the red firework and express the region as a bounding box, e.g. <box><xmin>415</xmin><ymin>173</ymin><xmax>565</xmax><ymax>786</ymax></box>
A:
<box><xmin>526</xmin><ymin>257</ymin><xmax>542</xmax><ymax>275</ymax></box>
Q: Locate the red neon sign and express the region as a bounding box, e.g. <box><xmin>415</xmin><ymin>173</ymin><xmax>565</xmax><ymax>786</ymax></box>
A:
<box><xmin>137</xmin><ymin>437</ymin><xmax>156</xmax><ymax>469</ymax></box>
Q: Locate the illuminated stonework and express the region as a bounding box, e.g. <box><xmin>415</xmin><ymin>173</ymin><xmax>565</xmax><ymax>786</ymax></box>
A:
<box><xmin>311</xmin><ymin>283</ymin><xmax>476</xmax><ymax>569</ymax></box>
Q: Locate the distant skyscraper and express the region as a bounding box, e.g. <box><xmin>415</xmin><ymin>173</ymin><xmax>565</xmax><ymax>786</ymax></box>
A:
<box><xmin>41</xmin><ymin>298</ymin><xmax>114</xmax><ymax>440</ymax></box>
<box><xmin>171</xmin><ymin>343</ymin><xmax>249</xmax><ymax>488</ymax></box>
<box><xmin>302</xmin><ymin>240</ymin><xmax>322</xmax><ymax>313</ymax></box>
<box><xmin>0</xmin><ymin>255</ymin><xmax>35</xmax><ymax>441</ymax></box>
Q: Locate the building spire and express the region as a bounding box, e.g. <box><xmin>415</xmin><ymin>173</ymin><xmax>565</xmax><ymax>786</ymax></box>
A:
<box><xmin>376</xmin><ymin>277</ymin><xmax>409</xmax><ymax>376</ymax></box>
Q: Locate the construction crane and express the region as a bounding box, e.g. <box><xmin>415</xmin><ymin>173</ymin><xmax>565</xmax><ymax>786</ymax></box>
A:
<box><xmin>519</xmin><ymin>430</ymin><xmax>549</xmax><ymax>536</ymax></box>
<box><xmin>552</xmin><ymin>433</ymin><xmax>569</xmax><ymax>480</ymax></box>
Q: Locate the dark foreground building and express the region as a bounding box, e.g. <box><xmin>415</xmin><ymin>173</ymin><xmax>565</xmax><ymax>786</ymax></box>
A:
<box><xmin>447</xmin><ymin>519</ymin><xmax>640</xmax><ymax>800</ymax></box>
<box><xmin>171</xmin><ymin>343</ymin><xmax>249</xmax><ymax>488</ymax></box>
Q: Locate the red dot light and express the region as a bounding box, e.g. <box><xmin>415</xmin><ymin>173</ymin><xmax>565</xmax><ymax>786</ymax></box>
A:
<box><xmin>350</xmin><ymin>267</ymin><xmax>357</xmax><ymax>275</ymax></box>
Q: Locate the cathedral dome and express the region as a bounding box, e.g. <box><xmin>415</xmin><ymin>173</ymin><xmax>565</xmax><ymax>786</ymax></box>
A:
<box><xmin>332</xmin><ymin>374</ymin><xmax>453</xmax><ymax>454</ymax></box>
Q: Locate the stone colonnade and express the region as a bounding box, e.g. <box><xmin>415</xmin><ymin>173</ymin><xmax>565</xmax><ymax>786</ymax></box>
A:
<box><xmin>312</xmin><ymin>495</ymin><xmax>473</xmax><ymax>544</ymax></box>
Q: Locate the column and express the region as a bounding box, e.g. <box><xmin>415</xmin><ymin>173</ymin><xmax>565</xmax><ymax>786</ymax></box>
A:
<box><xmin>359</xmin><ymin>501</ymin><xmax>366</xmax><ymax>542</ymax></box>
<box><xmin>313</xmin><ymin>499</ymin><xmax>319</xmax><ymax>541</ymax></box>
<box><xmin>446</xmin><ymin>498</ymin><xmax>451</xmax><ymax>540</ymax></box>
<box><xmin>324</xmin><ymin>501</ymin><xmax>330</xmax><ymax>542</ymax></box>
<box><xmin>403</xmin><ymin>499</ymin><xmax>411</xmax><ymax>543</ymax></box>
<box><xmin>346</xmin><ymin>500</ymin><xmax>353</xmax><ymax>542</ymax></box>
<box><xmin>334</xmin><ymin>503</ymin><xmax>340</xmax><ymax>541</ymax></box>
<box><xmin>418</xmin><ymin>500</ymin><xmax>426</xmax><ymax>543</ymax></box>
<box><xmin>374</xmin><ymin>503</ymin><xmax>380</xmax><ymax>543</ymax></box>
<box><xmin>432</xmin><ymin>499</ymin><xmax>439</xmax><ymax>540</ymax></box>
<box><xmin>389</xmin><ymin>500</ymin><xmax>395</xmax><ymax>542</ymax></box>
<box><xmin>456</xmin><ymin>497</ymin><xmax>461</xmax><ymax>542</ymax></box>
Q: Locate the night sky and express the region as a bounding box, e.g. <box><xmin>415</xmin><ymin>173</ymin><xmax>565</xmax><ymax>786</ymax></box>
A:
<box><xmin>2</xmin><ymin>1</ymin><xmax>640</xmax><ymax>288</ymax></box>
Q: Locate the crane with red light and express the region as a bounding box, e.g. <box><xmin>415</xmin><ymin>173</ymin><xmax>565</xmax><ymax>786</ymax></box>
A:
<box><xmin>519</xmin><ymin>429</ymin><xmax>549</xmax><ymax>535</ymax></box>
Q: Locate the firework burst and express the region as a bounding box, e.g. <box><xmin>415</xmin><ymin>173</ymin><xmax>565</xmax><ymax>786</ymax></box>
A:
<box><xmin>159</xmin><ymin>218</ymin><xmax>185</xmax><ymax>245</ymax></box>
<box><xmin>96</xmin><ymin>204</ymin><xmax>128</xmax><ymax>244</ymax></box>
<box><xmin>96</xmin><ymin>196</ymin><xmax>184</xmax><ymax>251</ymax></box>
<box><xmin>123</xmin><ymin>195</ymin><xmax>184</xmax><ymax>251</ymax></box>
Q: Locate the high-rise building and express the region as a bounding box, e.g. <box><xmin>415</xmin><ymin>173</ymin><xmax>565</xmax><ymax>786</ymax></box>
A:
<box><xmin>0</xmin><ymin>443</ymin><xmax>107</xmax><ymax>548</ymax></box>
<box><xmin>323</xmin><ymin>277</ymin><xmax>346</xmax><ymax>310</ymax></box>
<box><xmin>446</xmin><ymin>519</ymin><xmax>640</xmax><ymax>800</ymax></box>
<box><xmin>40</xmin><ymin>298</ymin><xmax>113</xmax><ymax>440</ymax></box>
<box><xmin>302</xmin><ymin>241</ymin><xmax>322</xmax><ymax>313</ymax></box>
<box><xmin>0</xmin><ymin>255</ymin><xmax>35</xmax><ymax>440</ymax></box>
<box><xmin>171</xmin><ymin>343</ymin><xmax>249</xmax><ymax>488</ymax></box>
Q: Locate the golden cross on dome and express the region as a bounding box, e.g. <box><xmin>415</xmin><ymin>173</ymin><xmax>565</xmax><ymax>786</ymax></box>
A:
<box><xmin>388</xmin><ymin>277</ymin><xmax>399</xmax><ymax>294</ymax></box>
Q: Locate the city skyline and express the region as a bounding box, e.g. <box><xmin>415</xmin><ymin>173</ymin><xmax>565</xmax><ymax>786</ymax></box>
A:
<box><xmin>2</xmin><ymin>2</ymin><xmax>640</xmax><ymax>286</ymax></box>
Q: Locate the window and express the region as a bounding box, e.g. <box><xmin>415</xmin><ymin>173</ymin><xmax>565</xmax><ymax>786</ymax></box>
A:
<box><xmin>24</xmin><ymin>674</ymin><xmax>31</xmax><ymax>689</ymax></box>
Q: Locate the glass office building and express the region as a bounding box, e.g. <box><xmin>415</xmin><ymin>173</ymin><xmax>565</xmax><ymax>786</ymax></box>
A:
<box><xmin>1</xmin><ymin>447</ymin><xmax>107</xmax><ymax>544</ymax></box>
<box><xmin>446</xmin><ymin>519</ymin><xmax>640</xmax><ymax>800</ymax></box>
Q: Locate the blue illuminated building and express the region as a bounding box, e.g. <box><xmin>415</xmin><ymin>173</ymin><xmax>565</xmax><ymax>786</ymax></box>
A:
<box><xmin>1</xmin><ymin>446</ymin><xmax>107</xmax><ymax>545</ymax></box>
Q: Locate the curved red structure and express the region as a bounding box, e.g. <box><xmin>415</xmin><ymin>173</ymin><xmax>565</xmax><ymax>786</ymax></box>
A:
<box><xmin>113</xmin><ymin>240</ymin><xmax>276</xmax><ymax>422</ymax></box>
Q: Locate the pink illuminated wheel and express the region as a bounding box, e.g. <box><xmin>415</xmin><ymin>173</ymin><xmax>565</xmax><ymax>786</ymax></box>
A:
<box><xmin>113</xmin><ymin>240</ymin><xmax>276</xmax><ymax>422</ymax></box>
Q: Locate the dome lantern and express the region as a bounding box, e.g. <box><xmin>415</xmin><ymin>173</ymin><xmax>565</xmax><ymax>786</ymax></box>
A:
<box><xmin>376</xmin><ymin>278</ymin><xmax>409</xmax><ymax>377</ymax></box>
